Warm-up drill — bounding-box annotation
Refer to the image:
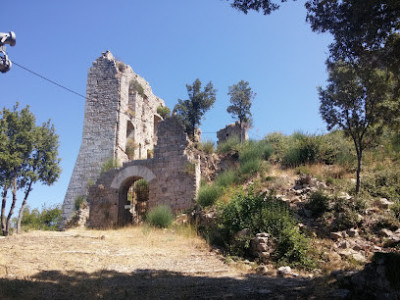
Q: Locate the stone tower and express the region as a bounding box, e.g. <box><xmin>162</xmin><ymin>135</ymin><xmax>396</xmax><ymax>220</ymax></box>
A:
<box><xmin>61</xmin><ymin>51</ymin><xmax>165</xmax><ymax>226</ymax></box>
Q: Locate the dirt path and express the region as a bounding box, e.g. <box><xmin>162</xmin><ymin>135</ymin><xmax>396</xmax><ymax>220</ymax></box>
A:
<box><xmin>0</xmin><ymin>227</ymin><xmax>329</xmax><ymax>299</ymax></box>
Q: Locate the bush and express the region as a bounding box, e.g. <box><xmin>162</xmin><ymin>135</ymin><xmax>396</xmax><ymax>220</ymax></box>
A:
<box><xmin>331</xmin><ymin>196</ymin><xmax>365</xmax><ymax>231</ymax></box>
<box><xmin>200</xmin><ymin>140</ymin><xmax>215</xmax><ymax>154</ymax></box>
<box><xmin>305</xmin><ymin>190</ymin><xmax>330</xmax><ymax>218</ymax></box>
<box><xmin>146</xmin><ymin>205</ymin><xmax>174</xmax><ymax>228</ymax></box>
<box><xmin>220</xmin><ymin>186</ymin><xmax>314</xmax><ymax>269</ymax></box>
<box><xmin>100</xmin><ymin>158</ymin><xmax>121</xmax><ymax>175</ymax></box>
<box><xmin>392</xmin><ymin>200</ymin><xmax>400</xmax><ymax>221</ymax></box>
<box><xmin>129</xmin><ymin>79</ymin><xmax>146</xmax><ymax>98</ymax></box>
<box><xmin>157</xmin><ymin>106</ymin><xmax>171</xmax><ymax>119</ymax></box>
<box><xmin>126</xmin><ymin>138</ymin><xmax>137</xmax><ymax>160</ymax></box>
<box><xmin>364</xmin><ymin>169</ymin><xmax>400</xmax><ymax>200</ymax></box>
<box><xmin>134</xmin><ymin>179</ymin><xmax>149</xmax><ymax>202</ymax></box>
<box><xmin>239</xmin><ymin>159</ymin><xmax>263</xmax><ymax>180</ymax></box>
<box><xmin>238</xmin><ymin>140</ymin><xmax>273</xmax><ymax>164</ymax></box>
<box><xmin>216</xmin><ymin>136</ymin><xmax>241</xmax><ymax>156</ymax></box>
<box><xmin>197</xmin><ymin>184</ymin><xmax>222</xmax><ymax>207</ymax></box>
<box><xmin>281</xmin><ymin>133</ymin><xmax>322</xmax><ymax>167</ymax></box>
<box><xmin>320</xmin><ymin>130</ymin><xmax>354</xmax><ymax>167</ymax></box>
<box><xmin>236</xmin><ymin>140</ymin><xmax>272</xmax><ymax>181</ymax></box>
<box><xmin>215</xmin><ymin>170</ymin><xmax>239</xmax><ymax>188</ymax></box>
<box><xmin>16</xmin><ymin>205</ymin><xmax>62</xmax><ymax>231</ymax></box>
<box><xmin>74</xmin><ymin>195</ymin><xmax>87</xmax><ymax>211</ymax></box>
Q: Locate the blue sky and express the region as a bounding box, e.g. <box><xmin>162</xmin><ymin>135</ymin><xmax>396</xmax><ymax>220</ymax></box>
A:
<box><xmin>1</xmin><ymin>0</ymin><xmax>332</xmax><ymax>210</ymax></box>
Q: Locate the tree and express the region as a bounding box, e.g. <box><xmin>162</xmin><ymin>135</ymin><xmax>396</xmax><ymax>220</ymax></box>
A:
<box><xmin>0</xmin><ymin>103</ymin><xmax>61</xmax><ymax>236</ymax></box>
<box><xmin>0</xmin><ymin>104</ymin><xmax>35</xmax><ymax>236</ymax></box>
<box><xmin>227</xmin><ymin>0</ymin><xmax>289</xmax><ymax>15</ymax></box>
<box><xmin>227</xmin><ymin>80</ymin><xmax>255</xmax><ymax>143</ymax></box>
<box><xmin>16</xmin><ymin>121</ymin><xmax>61</xmax><ymax>233</ymax></box>
<box><xmin>305</xmin><ymin>1</ymin><xmax>400</xmax><ymax>68</ymax></box>
<box><xmin>227</xmin><ymin>1</ymin><xmax>400</xmax><ymax>73</ymax></box>
<box><xmin>174</xmin><ymin>79</ymin><xmax>217</xmax><ymax>139</ymax></box>
<box><xmin>319</xmin><ymin>61</ymin><xmax>393</xmax><ymax>194</ymax></box>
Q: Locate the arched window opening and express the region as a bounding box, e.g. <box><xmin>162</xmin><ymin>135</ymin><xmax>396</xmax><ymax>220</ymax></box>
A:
<box><xmin>118</xmin><ymin>177</ymin><xmax>149</xmax><ymax>226</ymax></box>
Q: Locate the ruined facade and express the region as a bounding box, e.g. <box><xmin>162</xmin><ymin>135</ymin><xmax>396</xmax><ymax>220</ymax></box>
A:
<box><xmin>216</xmin><ymin>122</ymin><xmax>248</xmax><ymax>144</ymax></box>
<box><xmin>60</xmin><ymin>51</ymin><xmax>182</xmax><ymax>227</ymax></box>
<box><xmin>88</xmin><ymin>117</ymin><xmax>200</xmax><ymax>228</ymax></box>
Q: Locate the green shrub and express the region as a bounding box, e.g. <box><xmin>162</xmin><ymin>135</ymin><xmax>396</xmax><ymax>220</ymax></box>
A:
<box><xmin>157</xmin><ymin>106</ymin><xmax>171</xmax><ymax>119</ymax></box>
<box><xmin>236</xmin><ymin>140</ymin><xmax>272</xmax><ymax>181</ymax></box>
<box><xmin>239</xmin><ymin>158</ymin><xmax>263</xmax><ymax>180</ymax></box>
<box><xmin>134</xmin><ymin>179</ymin><xmax>149</xmax><ymax>202</ymax></box>
<box><xmin>197</xmin><ymin>184</ymin><xmax>222</xmax><ymax>207</ymax></box>
<box><xmin>220</xmin><ymin>186</ymin><xmax>314</xmax><ymax>269</ymax></box>
<box><xmin>126</xmin><ymin>138</ymin><xmax>137</xmax><ymax>160</ymax></box>
<box><xmin>146</xmin><ymin>205</ymin><xmax>174</xmax><ymax>228</ymax></box>
<box><xmin>392</xmin><ymin>200</ymin><xmax>400</xmax><ymax>221</ymax></box>
<box><xmin>74</xmin><ymin>195</ymin><xmax>87</xmax><ymax>211</ymax></box>
<box><xmin>364</xmin><ymin>169</ymin><xmax>400</xmax><ymax>200</ymax></box>
<box><xmin>305</xmin><ymin>190</ymin><xmax>330</xmax><ymax>218</ymax></box>
<box><xmin>200</xmin><ymin>140</ymin><xmax>215</xmax><ymax>154</ymax></box>
<box><xmin>16</xmin><ymin>205</ymin><xmax>62</xmax><ymax>231</ymax></box>
<box><xmin>216</xmin><ymin>136</ymin><xmax>241</xmax><ymax>156</ymax></box>
<box><xmin>281</xmin><ymin>133</ymin><xmax>322</xmax><ymax>167</ymax></box>
<box><xmin>129</xmin><ymin>79</ymin><xmax>146</xmax><ymax>98</ymax></box>
<box><xmin>100</xmin><ymin>158</ymin><xmax>121</xmax><ymax>175</ymax></box>
<box><xmin>331</xmin><ymin>196</ymin><xmax>366</xmax><ymax>231</ymax></box>
<box><xmin>215</xmin><ymin>170</ymin><xmax>239</xmax><ymax>187</ymax></box>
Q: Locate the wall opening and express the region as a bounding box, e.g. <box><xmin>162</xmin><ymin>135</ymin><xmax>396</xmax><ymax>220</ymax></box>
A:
<box><xmin>126</xmin><ymin>121</ymin><xmax>136</xmax><ymax>160</ymax></box>
<box><xmin>118</xmin><ymin>177</ymin><xmax>149</xmax><ymax>226</ymax></box>
<box><xmin>153</xmin><ymin>114</ymin><xmax>162</xmax><ymax>143</ymax></box>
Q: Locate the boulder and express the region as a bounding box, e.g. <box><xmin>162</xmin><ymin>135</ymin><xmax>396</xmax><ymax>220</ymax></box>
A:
<box><xmin>330</xmin><ymin>231</ymin><xmax>343</xmax><ymax>241</ymax></box>
<box><xmin>378</xmin><ymin>198</ymin><xmax>394</xmax><ymax>210</ymax></box>
<box><xmin>277</xmin><ymin>266</ymin><xmax>292</xmax><ymax>276</ymax></box>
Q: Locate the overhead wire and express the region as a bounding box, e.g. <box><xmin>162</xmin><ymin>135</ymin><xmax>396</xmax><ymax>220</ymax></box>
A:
<box><xmin>12</xmin><ymin>60</ymin><xmax>86</xmax><ymax>99</ymax></box>
<box><xmin>10</xmin><ymin>61</ymin><xmax>227</xmax><ymax>136</ymax></box>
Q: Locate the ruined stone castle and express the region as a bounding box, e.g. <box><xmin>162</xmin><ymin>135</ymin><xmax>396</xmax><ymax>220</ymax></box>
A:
<box><xmin>60</xmin><ymin>51</ymin><xmax>200</xmax><ymax>228</ymax></box>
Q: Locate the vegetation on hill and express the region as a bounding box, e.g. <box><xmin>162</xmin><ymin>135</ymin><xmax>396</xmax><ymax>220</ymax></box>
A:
<box><xmin>195</xmin><ymin>128</ymin><xmax>400</xmax><ymax>271</ymax></box>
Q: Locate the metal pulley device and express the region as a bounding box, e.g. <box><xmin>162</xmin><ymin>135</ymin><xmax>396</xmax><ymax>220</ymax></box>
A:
<box><xmin>0</xmin><ymin>31</ymin><xmax>16</xmax><ymax>73</ymax></box>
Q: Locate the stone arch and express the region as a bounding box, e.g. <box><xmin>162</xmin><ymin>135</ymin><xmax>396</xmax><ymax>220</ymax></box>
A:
<box><xmin>110</xmin><ymin>165</ymin><xmax>156</xmax><ymax>226</ymax></box>
<box><xmin>117</xmin><ymin>176</ymin><xmax>149</xmax><ymax>226</ymax></box>
<box><xmin>111</xmin><ymin>165</ymin><xmax>156</xmax><ymax>189</ymax></box>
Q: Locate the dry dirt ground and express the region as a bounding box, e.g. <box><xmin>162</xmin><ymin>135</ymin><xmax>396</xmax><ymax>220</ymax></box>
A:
<box><xmin>0</xmin><ymin>227</ymin><xmax>334</xmax><ymax>299</ymax></box>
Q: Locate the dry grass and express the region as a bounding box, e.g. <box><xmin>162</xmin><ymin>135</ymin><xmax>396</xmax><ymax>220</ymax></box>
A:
<box><xmin>0</xmin><ymin>226</ymin><xmax>232</xmax><ymax>278</ymax></box>
<box><xmin>0</xmin><ymin>226</ymin><xmax>334</xmax><ymax>299</ymax></box>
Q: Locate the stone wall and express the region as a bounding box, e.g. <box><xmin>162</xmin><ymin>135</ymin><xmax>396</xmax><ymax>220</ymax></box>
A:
<box><xmin>61</xmin><ymin>51</ymin><xmax>165</xmax><ymax>227</ymax></box>
<box><xmin>216</xmin><ymin>121</ymin><xmax>248</xmax><ymax>144</ymax></box>
<box><xmin>88</xmin><ymin>117</ymin><xmax>200</xmax><ymax>228</ymax></box>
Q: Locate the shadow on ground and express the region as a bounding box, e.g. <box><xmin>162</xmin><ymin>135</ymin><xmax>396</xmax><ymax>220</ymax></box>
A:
<box><xmin>0</xmin><ymin>269</ymin><xmax>342</xmax><ymax>300</ymax></box>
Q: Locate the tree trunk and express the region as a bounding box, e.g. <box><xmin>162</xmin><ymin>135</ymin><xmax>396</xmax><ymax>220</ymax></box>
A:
<box><xmin>4</xmin><ymin>178</ymin><xmax>17</xmax><ymax>236</ymax></box>
<box><xmin>16</xmin><ymin>181</ymin><xmax>33</xmax><ymax>234</ymax></box>
<box><xmin>355</xmin><ymin>148</ymin><xmax>362</xmax><ymax>195</ymax></box>
<box><xmin>239</xmin><ymin>120</ymin><xmax>243</xmax><ymax>144</ymax></box>
<box><xmin>1</xmin><ymin>186</ymin><xmax>8</xmax><ymax>236</ymax></box>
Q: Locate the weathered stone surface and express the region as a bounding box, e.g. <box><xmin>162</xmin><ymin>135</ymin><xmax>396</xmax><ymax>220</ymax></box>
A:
<box><xmin>277</xmin><ymin>266</ymin><xmax>292</xmax><ymax>276</ymax></box>
<box><xmin>216</xmin><ymin>122</ymin><xmax>248</xmax><ymax>144</ymax></box>
<box><xmin>378</xmin><ymin>198</ymin><xmax>394</xmax><ymax>210</ymax></box>
<box><xmin>88</xmin><ymin>117</ymin><xmax>200</xmax><ymax>228</ymax></box>
<box><xmin>330</xmin><ymin>231</ymin><xmax>343</xmax><ymax>241</ymax></box>
<box><xmin>61</xmin><ymin>51</ymin><xmax>195</xmax><ymax>228</ymax></box>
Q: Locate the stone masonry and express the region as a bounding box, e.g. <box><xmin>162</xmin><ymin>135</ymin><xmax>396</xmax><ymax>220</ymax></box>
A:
<box><xmin>88</xmin><ymin>116</ymin><xmax>200</xmax><ymax>228</ymax></box>
<box><xmin>216</xmin><ymin>122</ymin><xmax>248</xmax><ymax>144</ymax></box>
<box><xmin>61</xmin><ymin>51</ymin><xmax>166</xmax><ymax>227</ymax></box>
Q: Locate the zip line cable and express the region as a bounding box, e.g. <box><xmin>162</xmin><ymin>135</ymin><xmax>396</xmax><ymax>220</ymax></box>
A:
<box><xmin>10</xmin><ymin>61</ymin><xmax>225</xmax><ymax>136</ymax></box>
<box><xmin>12</xmin><ymin>61</ymin><xmax>86</xmax><ymax>99</ymax></box>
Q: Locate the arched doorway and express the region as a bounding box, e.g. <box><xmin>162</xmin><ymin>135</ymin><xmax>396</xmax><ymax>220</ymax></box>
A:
<box><xmin>118</xmin><ymin>176</ymin><xmax>149</xmax><ymax>226</ymax></box>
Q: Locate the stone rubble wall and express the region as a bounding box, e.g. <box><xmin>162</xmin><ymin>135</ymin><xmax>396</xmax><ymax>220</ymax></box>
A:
<box><xmin>88</xmin><ymin>117</ymin><xmax>200</xmax><ymax>228</ymax></box>
<box><xmin>216</xmin><ymin>122</ymin><xmax>248</xmax><ymax>144</ymax></box>
<box><xmin>61</xmin><ymin>51</ymin><xmax>165</xmax><ymax>228</ymax></box>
